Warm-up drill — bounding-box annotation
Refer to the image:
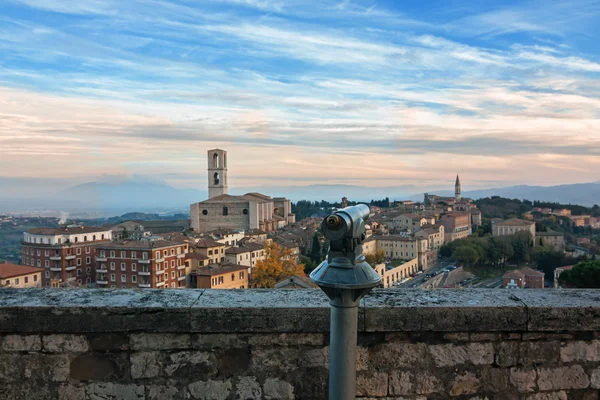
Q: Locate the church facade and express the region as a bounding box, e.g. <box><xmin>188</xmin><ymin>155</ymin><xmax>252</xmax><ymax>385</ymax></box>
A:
<box><xmin>190</xmin><ymin>149</ymin><xmax>295</xmax><ymax>233</ymax></box>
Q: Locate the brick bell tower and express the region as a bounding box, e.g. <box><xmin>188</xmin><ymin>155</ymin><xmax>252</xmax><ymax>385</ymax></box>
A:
<box><xmin>208</xmin><ymin>149</ymin><xmax>228</xmax><ymax>199</ymax></box>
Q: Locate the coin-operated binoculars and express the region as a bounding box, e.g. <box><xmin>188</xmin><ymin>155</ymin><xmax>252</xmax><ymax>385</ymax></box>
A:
<box><xmin>310</xmin><ymin>204</ymin><xmax>381</xmax><ymax>400</ymax></box>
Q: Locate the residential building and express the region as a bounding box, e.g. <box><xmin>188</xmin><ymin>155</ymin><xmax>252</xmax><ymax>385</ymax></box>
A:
<box><xmin>225</xmin><ymin>242</ymin><xmax>266</xmax><ymax>270</ymax></box>
<box><xmin>364</xmin><ymin>235</ymin><xmax>429</xmax><ymax>270</ymax></box>
<box><xmin>110</xmin><ymin>221</ymin><xmax>146</xmax><ymax>241</ymax></box>
<box><xmin>206</xmin><ymin>229</ymin><xmax>245</xmax><ymax>247</ymax></box>
<box><xmin>22</xmin><ymin>226</ymin><xmax>112</xmax><ymax>287</ymax></box>
<box><xmin>537</xmin><ymin>230</ymin><xmax>565</xmax><ymax>252</ymax></box>
<box><xmin>191</xmin><ymin>237</ymin><xmax>226</xmax><ymax>264</ymax></box>
<box><xmin>190</xmin><ymin>149</ymin><xmax>295</xmax><ymax>233</ymax></box>
<box><xmin>441</xmin><ymin>213</ymin><xmax>472</xmax><ymax>243</ymax></box>
<box><xmin>373</xmin><ymin>259</ymin><xmax>420</xmax><ymax>288</ymax></box>
<box><xmin>554</xmin><ymin>265</ymin><xmax>575</xmax><ymax>288</ymax></box>
<box><xmin>391</xmin><ymin>214</ymin><xmax>436</xmax><ymax>232</ymax></box>
<box><xmin>492</xmin><ymin>218</ymin><xmax>536</xmax><ymax>239</ymax></box>
<box><xmin>503</xmin><ymin>267</ymin><xmax>545</xmax><ymax>289</ymax></box>
<box><xmin>415</xmin><ymin>225</ymin><xmax>445</xmax><ymax>267</ymax></box>
<box><xmin>189</xmin><ymin>263</ymin><xmax>249</xmax><ymax>289</ymax></box>
<box><xmin>95</xmin><ymin>240</ymin><xmax>188</xmax><ymax>289</ymax></box>
<box><xmin>0</xmin><ymin>263</ymin><xmax>43</xmax><ymax>288</ymax></box>
<box><xmin>244</xmin><ymin>229</ymin><xmax>268</xmax><ymax>244</ymax></box>
<box><xmin>553</xmin><ymin>209</ymin><xmax>572</xmax><ymax>217</ymax></box>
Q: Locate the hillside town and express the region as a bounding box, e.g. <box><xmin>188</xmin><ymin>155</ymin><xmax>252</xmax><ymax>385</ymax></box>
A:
<box><xmin>2</xmin><ymin>149</ymin><xmax>600</xmax><ymax>291</ymax></box>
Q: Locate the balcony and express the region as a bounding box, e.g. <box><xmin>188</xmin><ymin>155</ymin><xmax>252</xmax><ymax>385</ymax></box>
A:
<box><xmin>155</xmin><ymin>281</ymin><xmax>166</xmax><ymax>287</ymax></box>
<box><xmin>67</xmin><ymin>276</ymin><xmax>76</xmax><ymax>282</ymax></box>
<box><xmin>49</xmin><ymin>256</ymin><xmax>61</xmax><ymax>261</ymax></box>
<box><xmin>138</xmin><ymin>271</ymin><xmax>150</xmax><ymax>276</ymax></box>
<box><xmin>177</xmin><ymin>275</ymin><xmax>186</xmax><ymax>281</ymax></box>
<box><xmin>138</xmin><ymin>283</ymin><xmax>151</xmax><ymax>288</ymax></box>
<box><xmin>96</xmin><ymin>256</ymin><xmax>107</xmax><ymax>262</ymax></box>
<box><xmin>65</xmin><ymin>265</ymin><xmax>76</xmax><ymax>271</ymax></box>
<box><xmin>50</xmin><ymin>267</ymin><xmax>62</xmax><ymax>272</ymax></box>
<box><xmin>177</xmin><ymin>254</ymin><xmax>186</xmax><ymax>259</ymax></box>
<box><xmin>96</xmin><ymin>267</ymin><xmax>107</xmax><ymax>273</ymax></box>
<box><xmin>65</xmin><ymin>255</ymin><xmax>75</xmax><ymax>260</ymax></box>
<box><xmin>156</xmin><ymin>258</ymin><xmax>165</xmax><ymax>263</ymax></box>
<box><xmin>96</xmin><ymin>280</ymin><xmax>107</xmax><ymax>285</ymax></box>
<box><xmin>177</xmin><ymin>265</ymin><xmax>186</xmax><ymax>270</ymax></box>
<box><xmin>155</xmin><ymin>269</ymin><xmax>165</xmax><ymax>275</ymax></box>
<box><xmin>138</xmin><ymin>259</ymin><xmax>151</xmax><ymax>264</ymax></box>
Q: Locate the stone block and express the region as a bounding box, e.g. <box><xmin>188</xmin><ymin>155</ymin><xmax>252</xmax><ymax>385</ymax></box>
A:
<box><xmin>43</xmin><ymin>334</ymin><xmax>89</xmax><ymax>353</ymax></box>
<box><xmin>526</xmin><ymin>392</ymin><xmax>568</xmax><ymax>400</ymax></box>
<box><xmin>87</xmin><ymin>383</ymin><xmax>145</xmax><ymax>400</ymax></box>
<box><xmin>164</xmin><ymin>351</ymin><xmax>215</xmax><ymax>380</ymax></box>
<box><xmin>522</xmin><ymin>333</ymin><xmax>545</xmax><ymax>341</ymax></box>
<box><xmin>546</xmin><ymin>334</ymin><xmax>573</xmax><ymax>341</ymax></box>
<box><xmin>70</xmin><ymin>353</ymin><xmax>123</xmax><ymax>381</ymax></box>
<box><xmin>368</xmin><ymin>342</ymin><xmax>429</xmax><ymax>369</ymax></box>
<box><xmin>561</xmin><ymin>341</ymin><xmax>600</xmax><ymax>362</ymax></box>
<box><xmin>217</xmin><ymin>347</ymin><xmax>250</xmax><ymax>378</ymax></box>
<box><xmin>356</xmin><ymin>371</ymin><xmax>387</xmax><ymax>397</ymax></box>
<box><xmin>429</xmin><ymin>343</ymin><xmax>493</xmax><ymax>367</ymax></box>
<box><xmin>1</xmin><ymin>335</ymin><xmax>41</xmax><ymax>351</ymax></box>
<box><xmin>480</xmin><ymin>367</ymin><xmax>510</xmax><ymax>393</ymax></box>
<box><xmin>496</xmin><ymin>342</ymin><xmax>519</xmax><ymax>367</ymax></box>
<box><xmin>130</xmin><ymin>333</ymin><xmax>191</xmax><ymax>350</ymax></box>
<box><xmin>251</xmin><ymin>347</ymin><xmax>328</xmax><ymax>374</ymax></box>
<box><xmin>519</xmin><ymin>341</ymin><xmax>560</xmax><ymax>365</ymax></box>
<box><xmin>248</xmin><ymin>333</ymin><xmax>324</xmax><ymax>347</ymax></box>
<box><xmin>444</xmin><ymin>332</ymin><xmax>470</xmax><ymax>342</ymax></box>
<box><xmin>389</xmin><ymin>371</ymin><xmax>443</xmax><ymax>396</ymax></box>
<box><xmin>21</xmin><ymin>353</ymin><xmax>70</xmax><ymax>382</ymax></box>
<box><xmin>89</xmin><ymin>334</ymin><xmax>129</xmax><ymax>352</ymax></box>
<box><xmin>510</xmin><ymin>368</ymin><xmax>537</xmax><ymax>393</ymax></box>
<box><xmin>131</xmin><ymin>352</ymin><xmax>162</xmax><ymax>379</ymax></box>
<box><xmin>471</xmin><ymin>333</ymin><xmax>499</xmax><ymax>342</ymax></box>
<box><xmin>263</xmin><ymin>378</ymin><xmax>295</xmax><ymax>400</ymax></box>
<box><xmin>591</xmin><ymin>368</ymin><xmax>600</xmax><ymax>389</ymax></box>
<box><xmin>501</xmin><ymin>333</ymin><xmax>522</xmax><ymax>340</ymax></box>
<box><xmin>193</xmin><ymin>334</ymin><xmax>250</xmax><ymax>349</ymax></box>
<box><xmin>449</xmin><ymin>372</ymin><xmax>480</xmax><ymax>396</ymax></box>
<box><xmin>188</xmin><ymin>379</ymin><xmax>232</xmax><ymax>400</ymax></box>
<box><xmin>537</xmin><ymin>365</ymin><xmax>590</xmax><ymax>390</ymax></box>
<box><xmin>147</xmin><ymin>385</ymin><xmax>182</xmax><ymax>400</ymax></box>
<box><xmin>58</xmin><ymin>384</ymin><xmax>85</xmax><ymax>400</ymax></box>
<box><xmin>235</xmin><ymin>376</ymin><xmax>262</xmax><ymax>400</ymax></box>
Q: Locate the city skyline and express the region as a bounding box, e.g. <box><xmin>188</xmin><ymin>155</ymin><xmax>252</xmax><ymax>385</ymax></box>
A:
<box><xmin>1</xmin><ymin>0</ymin><xmax>599</xmax><ymax>191</ymax></box>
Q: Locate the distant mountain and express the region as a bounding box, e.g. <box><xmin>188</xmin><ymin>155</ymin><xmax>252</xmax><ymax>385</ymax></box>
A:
<box><xmin>408</xmin><ymin>182</ymin><xmax>600</xmax><ymax>207</ymax></box>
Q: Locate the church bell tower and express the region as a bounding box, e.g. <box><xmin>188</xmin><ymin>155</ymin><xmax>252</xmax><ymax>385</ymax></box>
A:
<box><xmin>208</xmin><ymin>149</ymin><xmax>228</xmax><ymax>199</ymax></box>
<box><xmin>455</xmin><ymin>175</ymin><xmax>461</xmax><ymax>202</ymax></box>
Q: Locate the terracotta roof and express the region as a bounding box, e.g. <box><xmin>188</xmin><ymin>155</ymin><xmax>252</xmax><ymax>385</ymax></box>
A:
<box><xmin>27</xmin><ymin>226</ymin><xmax>111</xmax><ymax>235</ymax></box>
<box><xmin>0</xmin><ymin>263</ymin><xmax>43</xmax><ymax>279</ymax></box>
<box><xmin>246</xmin><ymin>229</ymin><xmax>266</xmax><ymax>236</ymax></box>
<box><xmin>186</xmin><ymin>252</ymin><xmax>209</xmax><ymax>261</ymax></box>
<box><xmin>97</xmin><ymin>240</ymin><xmax>186</xmax><ymax>250</ymax></box>
<box><xmin>194</xmin><ymin>237</ymin><xmax>223</xmax><ymax>248</ymax></box>
<box><xmin>556</xmin><ymin>265</ymin><xmax>575</xmax><ymax>272</ymax></box>
<box><xmin>226</xmin><ymin>243</ymin><xmax>264</xmax><ymax>254</ymax></box>
<box><xmin>520</xmin><ymin>267</ymin><xmax>545</xmax><ymax>277</ymax></box>
<box><xmin>503</xmin><ymin>270</ymin><xmax>525</xmax><ymax>280</ymax></box>
<box><xmin>198</xmin><ymin>194</ymin><xmax>249</xmax><ymax>203</ymax></box>
<box><xmin>495</xmin><ymin>218</ymin><xmax>535</xmax><ymax>226</ymax></box>
<box><xmin>193</xmin><ymin>263</ymin><xmax>247</xmax><ymax>276</ymax></box>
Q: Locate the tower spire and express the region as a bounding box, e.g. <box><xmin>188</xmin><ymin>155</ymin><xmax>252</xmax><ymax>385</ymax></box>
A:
<box><xmin>455</xmin><ymin>175</ymin><xmax>461</xmax><ymax>202</ymax></box>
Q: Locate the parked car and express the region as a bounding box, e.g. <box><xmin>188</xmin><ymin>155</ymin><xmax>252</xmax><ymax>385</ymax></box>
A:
<box><xmin>447</xmin><ymin>265</ymin><xmax>457</xmax><ymax>271</ymax></box>
<box><xmin>415</xmin><ymin>270</ymin><xmax>423</xmax><ymax>275</ymax></box>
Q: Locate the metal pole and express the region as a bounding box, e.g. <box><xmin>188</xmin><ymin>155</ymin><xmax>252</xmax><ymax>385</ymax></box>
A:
<box><xmin>329</xmin><ymin>297</ymin><xmax>358</xmax><ymax>400</ymax></box>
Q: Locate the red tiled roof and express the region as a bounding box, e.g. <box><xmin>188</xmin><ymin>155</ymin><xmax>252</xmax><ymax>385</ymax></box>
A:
<box><xmin>0</xmin><ymin>263</ymin><xmax>43</xmax><ymax>279</ymax></box>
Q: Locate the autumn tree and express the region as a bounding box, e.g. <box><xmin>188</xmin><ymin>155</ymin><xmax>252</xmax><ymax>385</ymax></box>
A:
<box><xmin>252</xmin><ymin>242</ymin><xmax>306</xmax><ymax>288</ymax></box>
<box><xmin>365</xmin><ymin>249</ymin><xmax>385</xmax><ymax>265</ymax></box>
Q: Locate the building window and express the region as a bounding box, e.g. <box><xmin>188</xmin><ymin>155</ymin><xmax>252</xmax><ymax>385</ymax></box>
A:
<box><xmin>202</xmin><ymin>209</ymin><xmax>208</xmax><ymax>215</ymax></box>
<box><xmin>132</xmin><ymin>251</ymin><xmax>136</xmax><ymax>259</ymax></box>
<box><xmin>164</xmin><ymin>250</ymin><xmax>168</xmax><ymax>257</ymax></box>
<box><xmin>156</xmin><ymin>264</ymin><xmax>161</xmax><ymax>272</ymax></box>
<box><xmin>132</xmin><ymin>263</ymin><xmax>137</xmax><ymax>272</ymax></box>
<box><xmin>156</xmin><ymin>251</ymin><xmax>160</xmax><ymax>259</ymax></box>
<box><xmin>121</xmin><ymin>274</ymin><xmax>126</xmax><ymax>283</ymax></box>
<box><xmin>243</xmin><ymin>209</ymin><xmax>248</xmax><ymax>215</ymax></box>
<box><xmin>101</xmin><ymin>234</ymin><xmax>105</xmax><ymax>240</ymax></box>
<box><xmin>24</xmin><ymin>276</ymin><xmax>29</xmax><ymax>284</ymax></box>
<box><xmin>76</xmin><ymin>248</ymin><xmax>81</xmax><ymax>255</ymax></box>
<box><xmin>208</xmin><ymin>250</ymin><xmax>213</xmax><ymax>255</ymax></box>
<box><xmin>171</xmin><ymin>249</ymin><xmax>175</xmax><ymax>255</ymax></box>
<box><xmin>37</xmin><ymin>249</ymin><xmax>41</xmax><ymax>256</ymax></box>
<box><xmin>171</xmin><ymin>283</ymin><xmax>176</xmax><ymax>288</ymax></box>
<box><xmin>77</xmin><ymin>258</ymin><xmax>82</xmax><ymax>266</ymax></box>
<box><xmin>44</xmin><ymin>250</ymin><xmax>49</xmax><ymax>257</ymax></box>
<box><xmin>164</xmin><ymin>273</ymin><xmax>168</xmax><ymax>280</ymax></box>
<box><xmin>121</xmin><ymin>263</ymin><xmax>126</xmax><ymax>271</ymax></box>
<box><xmin>45</xmin><ymin>271</ymin><xmax>49</xmax><ymax>278</ymax></box>
<box><xmin>142</xmin><ymin>252</ymin><xmax>148</xmax><ymax>260</ymax></box>
<box><xmin>121</xmin><ymin>251</ymin><xmax>126</xmax><ymax>258</ymax></box>
<box><xmin>110</xmin><ymin>262</ymin><xmax>115</xmax><ymax>270</ymax></box>
<box><xmin>218</xmin><ymin>276</ymin><xmax>224</xmax><ymax>284</ymax></box>
<box><xmin>231</xmin><ymin>273</ymin><xmax>235</xmax><ymax>281</ymax></box>
<box><xmin>77</xmin><ymin>269</ymin><xmax>82</xmax><ymax>276</ymax></box>
<box><xmin>132</xmin><ymin>275</ymin><xmax>137</xmax><ymax>283</ymax></box>
<box><xmin>75</xmin><ymin>237</ymin><xmax>78</xmax><ymax>243</ymax></box>
<box><xmin>34</xmin><ymin>275</ymin><xmax>37</xmax><ymax>282</ymax></box>
<box><xmin>110</xmin><ymin>251</ymin><xmax>115</xmax><ymax>257</ymax></box>
<box><xmin>171</xmin><ymin>260</ymin><xmax>175</xmax><ymax>268</ymax></box>
<box><xmin>171</xmin><ymin>271</ymin><xmax>175</xmax><ymax>278</ymax></box>
<box><xmin>240</xmin><ymin>271</ymin><xmax>244</xmax><ymax>279</ymax></box>
<box><xmin>93</xmin><ymin>235</ymin><xmax>96</xmax><ymax>241</ymax></box>
<box><xmin>111</xmin><ymin>274</ymin><xmax>116</xmax><ymax>282</ymax></box>
<box><xmin>177</xmin><ymin>247</ymin><xmax>181</xmax><ymax>254</ymax></box>
<box><xmin>86</xmin><ymin>267</ymin><xmax>91</xmax><ymax>273</ymax></box>
<box><xmin>36</xmin><ymin>260</ymin><xmax>41</xmax><ymax>267</ymax></box>
<box><xmin>223</xmin><ymin>206</ymin><xmax>228</xmax><ymax>216</ymax></box>
<box><xmin>86</xmin><ymin>277</ymin><xmax>91</xmax><ymax>283</ymax></box>
<box><xmin>84</xmin><ymin>236</ymin><xmax>87</xmax><ymax>242</ymax></box>
<box><xmin>15</xmin><ymin>278</ymin><xmax>19</xmax><ymax>285</ymax></box>
<box><xmin>86</xmin><ymin>257</ymin><xmax>91</xmax><ymax>265</ymax></box>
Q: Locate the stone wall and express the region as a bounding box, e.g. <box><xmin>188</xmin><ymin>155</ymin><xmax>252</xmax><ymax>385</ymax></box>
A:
<box><xmin>1</xmin><ymin>288</ymin><xmax>600</xmax><ymax>399</ymax></box>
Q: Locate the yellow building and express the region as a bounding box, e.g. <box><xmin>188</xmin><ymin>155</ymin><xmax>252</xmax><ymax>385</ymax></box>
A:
<box><xmin>373</xmin><ymin>259</ymin><xmax>420</xmax><ymax>288</ymax></box>
<box><xmin>190</xmin><ymin>263</ymin><xmax>249</xmax><ymax>289</ymax></box>
<box><xmin>0</xmin><ymin>263</ymin><xmax>43</xmax><ymax>288</ymax></box>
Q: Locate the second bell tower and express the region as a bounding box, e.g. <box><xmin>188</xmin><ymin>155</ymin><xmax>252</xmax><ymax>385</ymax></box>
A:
<box><xmin>208</xmin><ymin>149</ymin><xmax>228</xmax><ymax>199</ymax></box>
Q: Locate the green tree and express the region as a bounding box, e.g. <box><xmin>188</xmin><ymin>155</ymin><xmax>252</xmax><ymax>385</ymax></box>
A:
<box><xmin>365</xmin><ymin>249</ymin><xmax>385</xmax><ymax>265</ymax></box>
<box><xmin>300</xmin><ymin>255</ymin><xmax>318</xmax><ymax>275</ymax></box>
<box><xmin>558</xmin><ymin>261</ymin><xmax>600</xmax><ymax>288</ymax></box>
<box><xmin>454</xmin><ymin>246</ymin><xmax>479</xmax><ymax>267</ymax></box>
<box><xmin>439</xmin><ymin>244</ymin><xmax>452</xmax><ymax>258</ymax></box>
<box><xmin>498</xmin><ymin>238</ymin><xmax>514</xmax><ymax>267</ymax></box>
<box><xmin>486</xmin><ymin>237</ymin><xmax>501</xmax><ymax>267</ymax></box>
<box><xmin>310</xmin><ymin>233</ymin><xmax>322</xmax><ymax>263</ymax></box>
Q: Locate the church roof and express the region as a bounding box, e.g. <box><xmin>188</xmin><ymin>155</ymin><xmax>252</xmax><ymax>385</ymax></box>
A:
<box><xmin>198</xmin><ymin>194</ymin><xmax>248</xmax><ymax>203</ymax></box>
<box><xmin>244</xmin><ymin>192</ymin><xmax>272</xmax><ymax>202</ymax></box>
<box><xmin>455</xmin><ymin>175</ymin><xmax>461</xmax><ymax>186</ymax></box>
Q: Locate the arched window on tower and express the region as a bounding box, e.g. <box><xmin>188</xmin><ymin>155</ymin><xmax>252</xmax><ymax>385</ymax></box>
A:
<box><xmin>214</xmin><ymin>172</ymin><xmax>220</xmax><ymax>185</ymax></box>
<box><xmin>223</xmin><ymin>207</ymin><xmax>228</xmax><ymax>216</ymax></box>
<box><xmin>213</xmin><ymin>153</ymin><xmax>219</xmax><ymax>168</ymax></box>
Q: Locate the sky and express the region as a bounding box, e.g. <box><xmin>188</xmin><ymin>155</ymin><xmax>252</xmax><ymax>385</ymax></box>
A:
<box><xmin>1</xmin><ymin>0</ymin><xmax>599</xmax><ymax>194</ymax></box>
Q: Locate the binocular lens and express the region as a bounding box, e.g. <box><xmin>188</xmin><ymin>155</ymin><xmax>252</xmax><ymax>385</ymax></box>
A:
<box><xmin>326</xmin><ymin>215</ymin><xmax>342</xmax><ymax>229</ymax></box>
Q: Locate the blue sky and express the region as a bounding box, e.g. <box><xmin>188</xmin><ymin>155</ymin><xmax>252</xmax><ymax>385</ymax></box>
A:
<box><xmin>1</xmin><ymin>0</ymin><xmax>599</xmax><ymax>193</ymax></box>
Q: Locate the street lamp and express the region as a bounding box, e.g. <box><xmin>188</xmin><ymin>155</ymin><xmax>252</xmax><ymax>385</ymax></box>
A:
<box><xmin>310</xmin><ymin>204</ymin><xmax>382</xmax><ymax>400</ymax></box>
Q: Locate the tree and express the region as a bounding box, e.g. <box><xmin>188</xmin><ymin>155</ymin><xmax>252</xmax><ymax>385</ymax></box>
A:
<box><xmin>486</xmin><ymin>237</ymin><xmax>501</xmax><ymax>267</ymax></box>
<box><xmin>439</xmin><ymin>244</ymin><xmax>452</xmax><ymax>258</ymax></box>
<box><xmin>498</xmin><ymin>238</ymin><xmax>514</xmax><ymax>267</ymax></box>
<box><xmin>365</xmin><ymin>249</ymin><xmax>385</xmax><ymax>265</ymax></box>
<box><xmin>454</xmin><ymin>246</ymin><xmax>479</xmax><ymax>267</ymax></box>
<box><xmin>300</xmin><ymin>255</ymin><xmax>318</xmax><ymax>275</ymax></box>
<box><xmin>253</xmin><ymin>243</ymin><xmax>306</xmax><ymax>288</ymax></box>
<box><xmin>558</xmin><ymin>261</ymin><xmax>600</xmax><ymax>288</ymax></box>
<box><xmin>310</xmin><ymin>233</ymin><xmax>322</xmax><ymax>263</ymax></box>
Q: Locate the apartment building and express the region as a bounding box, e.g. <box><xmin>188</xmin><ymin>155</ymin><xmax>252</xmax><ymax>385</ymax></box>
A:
<box><xmin>224</xmin><ymin>242</ymin><xmax>266</xmax><ymax>270</ymax></box>
<box><xmin>189</xmin><ymin>263</ymin><xmax>249</xmax><ymax>289</ymax></box>
<box><xmin>191</xmin><ymin>237</ymin><xmax>226</xmax><ymax>264</ymax></box>
<box><xmin>492</xmin><ymin>218</ymin><xmax>536</xmax><ymax>238</ymax></box>
<box><xmin>441</xmin><ymin>213</ymin><xmax>472</xmax><ymax>243</ymax></box>
<box><xmin>95</xmin><ymin>240</ymin><xmax>188</xmax><ymax>289</ymax></box>
<box><xmin>22</xmin><ymin>226</ymin><xmax>112</xmax><ymax>287</ymax></box>
<box><xmin>364</xmin><ymin>235</ymin><xmax>429</xmax><ymax>270</ymax></box>
<box><xmin>373</xmin><ymin>259</ymin><xmax>420</xmax><ymax>288</ymax></box>
<box><xmin>0</xmin><ymin>263</ymin><xmax>43</xmax><ymax>288</ymax></box>
<box><xmin>391</xmin><ymin>214</ymin><xmax>436</xmax><ymax>232</ymax></box>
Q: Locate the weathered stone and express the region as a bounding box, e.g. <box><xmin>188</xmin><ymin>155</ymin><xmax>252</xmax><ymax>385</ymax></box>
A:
<box><xmin>165</xmin><ymin>351</ymin><xmax>215</xmax><ymax>379</ymax></box>
<box><xmin>389</xmin><ymin>371</ymin><xmax>443</xmax><ymax>396</ymax></box>
<box><xmin>43</xmin><ymin>334</ymin><xmax>89</xmax><ymax>353</ymax></box>
<box><xmin>480</xmin><ymin>367</ymin><xmax>510</xmax><ymax>393</ymax></box>
<box><xmin>430</xmin><ymin>343</ymin><xmax>493</xmax><ymax>367</ymax></box>
<box><xmin>236</xmin><ymin>376</ymin><xmax>262</xmax><ymax>399</ymax></box>
<box><xmin>87</xmin><ymin>383</ymin><xmax>144</xmax><ymax>400</ymax></box>
<box><xmin>496</xmin><ymin>341</ymin><xmax>519</xmax><ymax>367</ymax></box>
<box><xmin>471</xmin><ymin>333</ymin><xmax>499</xmax><ymax>342</ymax></box>
<box><xmin>522</xmin><ymin>333</ymin><xmax>545</xmax><ymax>341</ymax></box>
<box><xmin>537</xmin><ymin>365</ymin><xmax>590</xmax><ymax>390</ymax></box>
<box><xmin>147</xmin><ymin>385</ymin><xmax>181</xmax><ymax>400</ymax></box>
<box><xmin>45</xmin><ymin>354</ymin><xmax>71</xmax><ymax>382</ymax></box>
<box><xmin>90</xmin><ymin>334</ymin><xmax>129</xmax><ymax>352</ymax></box>
<box><xmin>561</xmin><ymin>341</ymin><xmax>600</xmax><ymax>362</ymax></box>
<box><xmin>519</xmin><ymin>341</ymin><xmax>560</xmax><ymax>365</ymax></box>
<box><xmin>58</xmin><ymin>384</ymin><xmax>85</xmax><ymax>400</ymax></box>
<box><xmin>263</xmin><ymin>378</ymin><xmax>295</xmax><ymax>400</ymax></box>
<box><xmin>356</xmin><ymin>371</ymin><xmax>387</xmax><ymax>397</ymax></box>
<box><xmin>0</xmin><ymin>353</ymin><xmax>22</xmax><ymax>381</ymax></box>
<box><xmin>368</xmin><ymin>342</ymin><xmax>429</xmax><ymax>369</ymax></box>
<box><xmin>449</xmin><ymin>372</ymin><xmax>480</xmax><ymax>396</ymax></box>
<box><xmin>193</xmin><ymin>334</ymin><xmax>249</xmax><ymax>349</ymax></box>
<box><xmin>501</xmin><ymin>333</ymin><xmax>522</xmax><ymax>340</ymax></box>
<box><xmin>526</xmin><ymin>391</ymin><xmax>568</xmax><ymax>400</ymax></box>
<box><xmin>384</xmin><ymin>332</ymin><xmax>410</xmax><ymax>342</ymax></box>
<box><xmin>131</xmin><ymin>333</ymin><xmax>191</xmax><ymax>350</ymax></box>
<box><xmin>248</xmin><ymin>333</ymin><xmax>324</xmax><ymax>346</ymax></box>
<box><xmin>217</xmin><ymin>347</ymin><xmax>250</xmax><ymax>377</ymax></box>
<box><xmin>1</xmin><ymin>335</ymin><xmax>41</xmax><ymax>351</ymax></box>
<box><xmin>357</xmin><ymin>347</ymin><xmax>369</xmax><ymax>371</ymax></box>
<box><xmin>591</xmin><ymin>368</ymin><xmax>600</xmax><ymax>389</ymax></box>
<box><xmin>251</xmin><ymin>347</ymin><xmax>328</xmax><ymax>373</ymax></box>
<box><xmin>131</xmin><ymin>352</ymin><xmax>162</xmax><ymax>379</ymax></box>
<box><xmin>546</xmin><ymin>334</ymin><xmax>573</xmax><ymax>341</ymax></box>
<box><xmin>510</xmin><ymin>368</ymin><xmax>537</xmax><ymax>393</ymax></box>
<box><xmin>0</xmin><ymin>383</ymin><xmax>54</xmax><ymax>400</ymax></box>
<box><xmin>444</xmin><ymin>332</ymin><xmax>470</xmax><ymax>342</ymax></box>
<box><xmin>70</xmin><ymin>353</ymin><xmax>120</xmax><ymax>381</ymax></box>
<box><xmin>188</xmin><ymin>379</ymin><xmax>232</xmax><ymax>400</ymax></box>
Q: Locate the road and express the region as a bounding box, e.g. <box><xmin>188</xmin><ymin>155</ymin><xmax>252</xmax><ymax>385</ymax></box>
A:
<box><xmin>394</xmin><ymin>259</ymin><xmax>456</xmax><ymax>289</ymax></box>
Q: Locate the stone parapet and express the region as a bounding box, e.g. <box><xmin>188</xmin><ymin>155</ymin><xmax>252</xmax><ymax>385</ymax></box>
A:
<box><xmin>0</xmin><ymin>288</ymin><xmax>599</xmax><ymax>399</ymax></box>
